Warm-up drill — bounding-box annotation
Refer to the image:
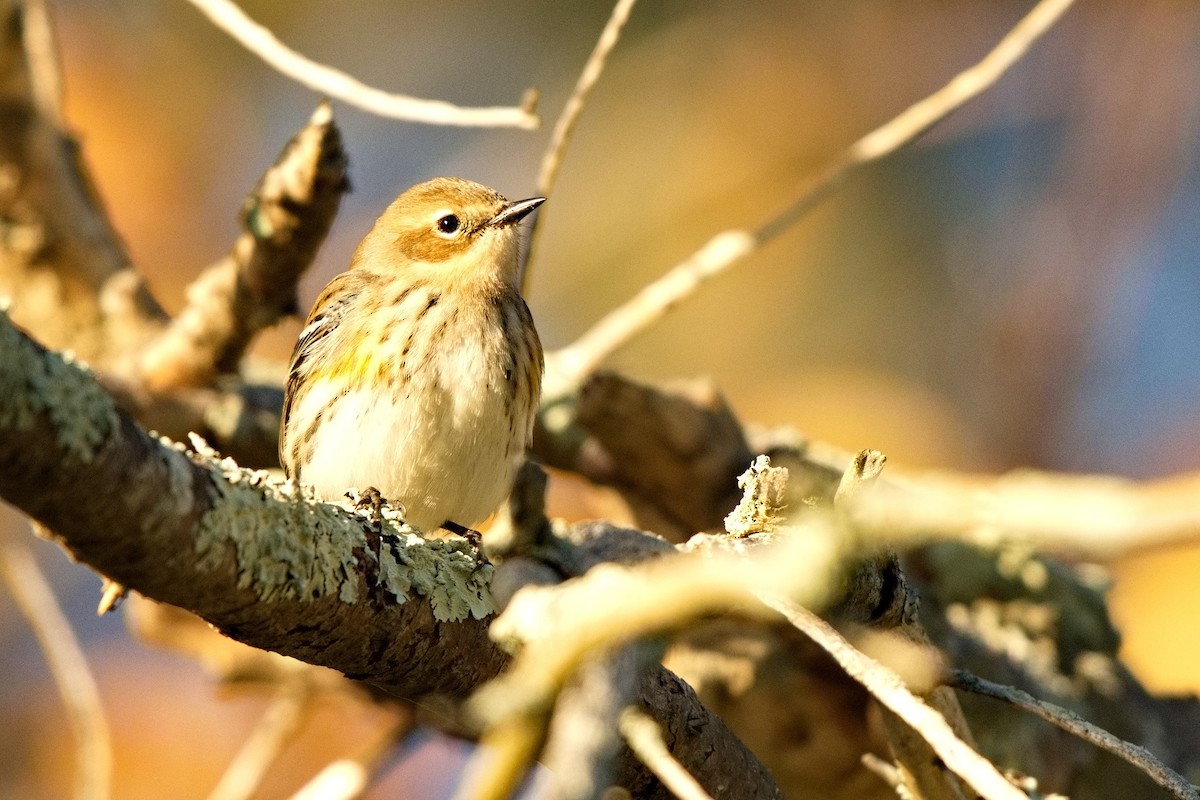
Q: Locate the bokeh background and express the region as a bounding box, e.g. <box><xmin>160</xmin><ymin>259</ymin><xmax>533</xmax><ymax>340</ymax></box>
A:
<box><xmin>2</xmin><ymin>0</ymin><xmax>1199</xmax><ymax>796</ymax></box>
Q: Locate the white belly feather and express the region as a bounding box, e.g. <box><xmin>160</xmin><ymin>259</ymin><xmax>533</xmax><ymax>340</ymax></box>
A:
<box><xmin>297</xmin><ymin>310</ymin><xmax>528</xmax><ymax>533</ymax></box>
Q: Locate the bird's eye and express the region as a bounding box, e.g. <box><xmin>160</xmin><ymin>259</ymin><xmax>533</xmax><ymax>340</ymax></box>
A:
<box><xmin>436</xmin><ymin>214</ymin><xmax>461</xmax><ymax>235</ymax></box>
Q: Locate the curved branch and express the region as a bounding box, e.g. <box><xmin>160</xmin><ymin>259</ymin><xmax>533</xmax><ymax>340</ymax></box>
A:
<box><xmin>521</xmin><ymin>0</ymin><xmax>639</xmax><ymax>291</ymax></box>
<box><xmin>0</xmin><ymin>0</ymin><xmax>164</xmax><ymax>361</ymax></box>
<box><xmin>182</xmin><ymin>0</ymin><xmax>539</xmax><ymax>129</ymax></box>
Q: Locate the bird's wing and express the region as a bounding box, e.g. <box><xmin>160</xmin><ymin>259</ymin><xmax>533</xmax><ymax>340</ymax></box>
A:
<box><xmin>279</xmin><ymin>270</ymin><xmax>374</xmax><ymax>474</ymax></box>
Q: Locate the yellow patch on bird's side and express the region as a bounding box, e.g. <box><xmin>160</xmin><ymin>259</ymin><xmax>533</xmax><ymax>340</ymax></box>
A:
<box><xmin>324</xmin><ymin>348</ymin><xmax>383</xmax><ymax>384</ymax></box>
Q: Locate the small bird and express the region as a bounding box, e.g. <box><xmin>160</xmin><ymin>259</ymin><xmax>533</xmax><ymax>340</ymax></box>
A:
<box><xmin>280</xmin><ymin>177</ymin><xmax>545</xmax><ymax>535</ymax></box>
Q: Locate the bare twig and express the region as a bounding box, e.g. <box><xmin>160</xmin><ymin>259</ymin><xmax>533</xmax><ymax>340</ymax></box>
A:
<box><xmin>849</xmin><ymin>467</ymin><xmax>1200</xmax><ymax>558</ymax></box>
<box><xmin>835</xmin><ymin>449</ymin><xmax>888</xmax><ymax>505</ymax></box>
<box><xmin>546</xmin><ymin>0</ymin><xmax>1077</xmax><ymax>393</ymax></box>
<box><xmin>757</xmin><ymin>593</ymin><xmax>1027</xmax><ymax>800</ymax></box>
<box><xmin>860</xmin><ymin>753</ymin><xmax>905</xmax><ymax>794</ymax></box>
<box><xmin>951</xmin><ymin>670</ymin><xmax>1200</xmax><ymax>800</ymax></box>
<box><xmin>0</xmin><ymin>538</ymin><xmax>112</xmax><ymax>800</ymax></box>
<box><xmin>619</xmin><ymin>708</ymin><xmax>714</xmax><ymax>800</ymax></box>
<box><xmin>207</xmin><ymin>679</ymin><xmax>316</xmax><ymax>800</ymax></box>
<box><xmin>521</xmin><ymin>0</ymin><xmax>639</xmax><ymax>291</ymax></box>
<box><xmin>139</xmin><ymin>101</ymin><xmax>349</xmax><ymax>390</ymax></box>
<box><xmin>453</xmin><ymin>718</ymin><xmax>545</xmax><ymax>800</ymax></box>
<box><xmin>181</xmin><ymin>0</ymin><xmax>538</xmax><ymax>129</ymax></box>
<box><xmin>287</xmin><ymin>713</ymin><xmax>414</xmax><ymax>800</ymax></box>
<box><xmin>22</xmin><ymin>0</ymin><xmax>64</xmax><ymax>125</ymax></box>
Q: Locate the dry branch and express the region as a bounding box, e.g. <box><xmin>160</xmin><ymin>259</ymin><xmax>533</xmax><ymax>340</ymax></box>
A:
<box><xmin>0</xmin><ymin>538</ymin><xmax>112</xmax><ymax>800</ymax></box>
<box><xmin>1</xmin><ymin>309</ymin><xmax>506</xmax><ymax>698</ymax></box>
<box><xmin>951</xmin><ymin>670</ymin><xmax>1200</xmax><ymax>800</ymax></box>
<box><xmin>540</xmin><ymin>646</ymin><xmax>660</xmax><ymax>800</ymax></box>
<box><xmin>182</xmin><ymin>0</ymin><xmax>539</xmax><ymax>129</ymax></box>
<box><xmin>849</xmin><ymin>468</ymin><xmax>1200</xmax><ymax>558</ymax></box>
<box><xmin>534</xmin><ymin>372</ymin><xmax>753</xmax><ymax>541</ymax></box>
<box><xmin>546</xmin><ymin>0</ymin><xmax>1078</xmax><ymax>392</ymax></box>
<box><xmin>139</xmin><ymin>102</ymin><xmax>349</xmax><ymax>391</ymax></box>
<box><xmin>521</xmin><ymin>0</ymin><xmax>639</xmax><ymax>290</ymax></box>
<box><xmin>0</xmin><ymin>310</ymin><xmax>787</xmax><ymax>799</ymax></box>
<box><xmin>0</xmin><ymin>0</ymin><xmax>164</xmax><ymax>362</ymax></box>
<box><xmin>760</xmin><ymin>594</ymin><xmax>1026</xmax><ymax>800</ymax></box>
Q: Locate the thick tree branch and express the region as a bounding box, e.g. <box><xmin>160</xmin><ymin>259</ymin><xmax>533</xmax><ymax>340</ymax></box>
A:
<box><xmin>1</xmin><ymin>313</ymin><xmax>790</xmax><ymax>798</ymax></box>
<box><xmin>1</xmin><ymin>310</ymin><xmax>505</xmax><ymax>698</ymax></box>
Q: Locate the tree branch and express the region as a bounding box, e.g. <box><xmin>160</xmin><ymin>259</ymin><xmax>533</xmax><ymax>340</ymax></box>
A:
<box><xmin>951</xmin><ymin>670</ymin><xmax>1200</xmax><ymax>800</ymax></box>
<box><xmin>0</xmin><ymin>0</ymin><xmax>164</xmax><ymax>362</ymax></box>
<box><xmin>138</xmin><ymin>101</ymin><xmax>349</xmax><ymax>390</ymax></box>
<box><xmin>1</xmin><ymin>311</ymin><xmax>790</xmax><ymax>798</ymax></box>
<box><xmin>0</xmin><ymin>309</ymin><xmax>505</xmax><ymax>699</ymax></box>
<box><xmin>182</xmin><ymin>0</ymin><xmax>539</xmax><ymax>129</ymax></box>
<box><xmin>0</xmin><ymin>537</ymin><xmax>112</xmax><ymax>800</ymax></box>
<box><xmin>546</xmin><ymin>0</ymin><xmax>1078</xmax><ymax>395</ymax></box>
<box><xmin>521</xmin><ymin>0</ymin><xmax>639</xmax><ymax>291</ymax></box>
<box><xmin>759</xmin><ymin>594</ymin><xmax>1026</xmax><ymax>800</ymax></box>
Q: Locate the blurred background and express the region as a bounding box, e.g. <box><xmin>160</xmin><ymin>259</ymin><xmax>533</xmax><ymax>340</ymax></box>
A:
<box><xmin>2</xmin><ymin>0</ymin><xmax>1199</xmax><ymax>796</ymax></box>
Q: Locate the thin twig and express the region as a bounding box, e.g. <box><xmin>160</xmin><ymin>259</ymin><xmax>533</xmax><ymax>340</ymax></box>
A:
<box><xmin>0</xmin><ymin>538</ymin><xmax>112</xmax><ymax>800</ymax></box>
<box><xmin>950</xmin><ymin>670</ymin><xmax>1200</xmax><ymax>800</ymax></box>
<box><xmin>547</xmin><ymin>0</ymin><xmax>1077</xmax><ymax>393</ymax></box>
<box><xmin>453</xmin><ymin>718</ymin><xmax>544</xmax><ymax>800</ymax></box>
<box><xmin>860</xmin><ymin>753</ymin><xmax>905</xmax><ymax>794</ymax></box>
<box><xmin>521</xmin><ymin>0</ymin><xmax>639</xmax><ymax>291</ymax></box>
<box><xmin>619</xmin><ymin>708</ymin><xmax>714</xmax><ymax>800</ymax></box>
<box><xmin>181</xmin><ymin>0</ymin><xmax>538</xmax><ymax>129</ymax></box>
<box><xmin>757</xmin><ymin>593</ymin><xmax>1027</xmax><ymax>800</ymax></box>
<box><xmin>207</xmin><ymin>679</ymin><xmax>316</xmax><ymax>800</ymax></box>
<box><xmin>22</xmin><ymin>0</ymin><xmax>65</xmax><ymax>127</ymax></box>
<box><xmin>287</xmin><ymin>713</ymin><xmax>414</xmax><ymax>800</ymax></box>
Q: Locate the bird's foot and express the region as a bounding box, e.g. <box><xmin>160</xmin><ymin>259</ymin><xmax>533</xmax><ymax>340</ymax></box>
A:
<box><xmin>442</xmin><ymin>520</ymin><xmax>488</xmax><ymax>565</ymax></box>
<box><xmin>350</xmin><ymin>486</ymin><xmax>386</xmax><ymax>525</ymax></box>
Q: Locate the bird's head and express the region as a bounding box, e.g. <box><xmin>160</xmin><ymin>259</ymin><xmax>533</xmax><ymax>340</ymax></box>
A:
<box><xmin>353</xmin><ymin>177</ymin><xmax>544</xmax><ymax>288</ymax></box>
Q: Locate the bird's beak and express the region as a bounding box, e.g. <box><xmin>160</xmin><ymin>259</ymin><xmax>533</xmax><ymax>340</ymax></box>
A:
<box><xmin>488</xmin><ymin>196</ymin><xmax>545</xmax><ymax>228</ymax></box>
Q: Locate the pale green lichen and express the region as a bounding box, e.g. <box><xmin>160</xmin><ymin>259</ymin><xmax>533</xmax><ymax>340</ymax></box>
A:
<box><xmin>0</xmin><ymin>307</ymin><xmax>116</xmax><ymax>463</ymax></box>
<box><xmin>188</xmin><ymin>435</ymin><xmax>494</xmax><ymax>621</ymax></box>
<box><xmin>724</xmin><ymin>455</ymin><xmax>789</xmax><ymax>538</ymax></box>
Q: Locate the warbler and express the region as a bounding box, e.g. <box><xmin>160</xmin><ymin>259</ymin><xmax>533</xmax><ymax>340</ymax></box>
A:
<box><xmin>280</xmin><ymin>177</ymin><xmax>545</xmax><ymax>534</ymax></box>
